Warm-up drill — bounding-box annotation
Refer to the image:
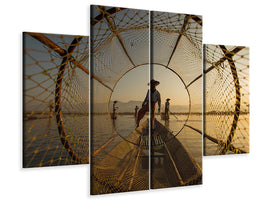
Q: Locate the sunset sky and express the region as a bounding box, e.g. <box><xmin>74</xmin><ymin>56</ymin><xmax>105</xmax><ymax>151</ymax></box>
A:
<box><xmin>111</xmin><ymin>64</ymin><xmax>191</xmax><ymax>106</ymax></box>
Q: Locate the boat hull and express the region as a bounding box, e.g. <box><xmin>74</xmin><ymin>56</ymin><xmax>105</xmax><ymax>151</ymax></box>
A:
<box><xmin>91</xmin><ymin>119</ymin><xmax>202</xmax><ymax>194</ymax></box>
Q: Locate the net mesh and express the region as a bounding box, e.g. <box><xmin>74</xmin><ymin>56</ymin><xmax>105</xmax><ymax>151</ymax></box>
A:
<box><xmin>91</xmin><ymin>6</ymin><xmax>150</xmax><ymax>194</ymax></box>
<box><xmin>91</xmin><ymin>5</ymin><xmax>203</xmax><ymax>194</ymax></box>
<box><xmin>23</xmin><ymin>32</ymin><xmax>89</xmax><ymax>167</ymax></box>
<box><xmin>150</xmin><ymin>11</ymin><xmax>203</xmax><ymax>189</ymax></box>
<box><xmin>204</xmin><ymin>44</ymin><xmax>249</xmax><ymax>155</ymax></box>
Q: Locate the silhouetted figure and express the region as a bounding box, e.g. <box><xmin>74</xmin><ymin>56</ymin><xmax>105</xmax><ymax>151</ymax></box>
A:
<box><xmin>136</xmin><ymin>79</ymin><xmax>161</xmax><ymax>129</ymax></box>
<box><xmin>112</xmin><ymin>101</ymin><xmax>118</xmax><ymax>119</ymax></box>
<box><xmin>165</xmin><ymin>98</ymin><xmax>170</xmax><ymax>120</ymax></box>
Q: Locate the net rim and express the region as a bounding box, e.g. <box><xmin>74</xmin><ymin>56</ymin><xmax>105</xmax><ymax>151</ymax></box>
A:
<box><xmin>107</xmin><ymin>63</ymin><xmax>191</xmax><ymax>146</ymax></box>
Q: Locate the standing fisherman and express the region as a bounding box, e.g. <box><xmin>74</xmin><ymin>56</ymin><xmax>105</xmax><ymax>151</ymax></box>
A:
<box><xmin>136</xmin><ymin>79</ymin><xmax>161</xmax><ymax>129</ymax></box>
<box><xmin>112</xmin><ymin>101</ymin><xmax>118</xmax><ymax>119</ymax></box>
<box><xmin>165</xmin><ymin>98</ymin><xmax>171</xmax><ymax>120</ymax></box>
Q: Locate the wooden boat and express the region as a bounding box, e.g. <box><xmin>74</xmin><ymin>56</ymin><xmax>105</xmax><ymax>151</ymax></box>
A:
<box><xmin>150</xmin><ymin>119</ymin><xmax>202</xmax><ymax>189</ymax></box>
<box><xmin>91</xmin><ymin>119</ymin><xmax>202</xmax><ymax>194</ymax></box>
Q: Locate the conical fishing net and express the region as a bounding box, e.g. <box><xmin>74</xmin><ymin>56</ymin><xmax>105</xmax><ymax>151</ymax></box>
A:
<box><xmin>90</xmin><ymin>5</ymin><xmax>150</xmax><ymax>194</ymax></box>
<box><xmin>150</xmin><ymin>10</ymin><xmax>202</xmax><ymax>189</ymax></box>
<box><xmin>90</xmin><ymin>5</ymin><xmax>203</xmax><ymax>194</ymax></box>
<box><xmin>204</xmin><ymin>44</ymin><xmax>249</xmax><ymax>155</ymax></box>
<box><xmin>23</xmin><ymin>32</ymin><xmax>89</xmax><ymax>167</ymax></box>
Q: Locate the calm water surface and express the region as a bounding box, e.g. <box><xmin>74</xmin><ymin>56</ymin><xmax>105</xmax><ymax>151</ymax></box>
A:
<box><xmin>24</xmin><ymin>115</ymin><xmax>89</xmax><ymax>167</ymax></box>
<box><xmin>92</xmin><ymin>113</ymin><xmax>249</xmax><ymax>165</ymax></box>
<box><xmin>24</xmin><ymin>113</ymin><xmax>248</xmax><ymax>167</ymax></box>
<box><xmin>92</xmin><ymin>114</ymin><xmax>203</xmax><ymax>167</ymax></box>
<box><xmin>204</xmin><ymin>114</ymin><xmax>249</xmax><ymax>155</ymax></box>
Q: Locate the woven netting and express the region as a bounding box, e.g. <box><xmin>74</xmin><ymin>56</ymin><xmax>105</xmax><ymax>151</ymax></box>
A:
<box><xmin>204</xmin><ymin>44</ymin><xmax>249</xmax><ymax>155</ymax></box>
<box><xmin>150</xmin><ymin>10</ymin><xmax>202</xmax><ymax>134</ymax></box>
<box><xmin>90</xmin><ymin>5</ymin><xmax>202</xmax><ymax>194</ymax></box>
<box><xmin>23</xmin><ymin>32</ymin><xmax>89</xmax><ymax>167</ymax></box>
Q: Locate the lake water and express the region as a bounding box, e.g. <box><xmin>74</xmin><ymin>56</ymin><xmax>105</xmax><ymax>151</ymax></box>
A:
<box><xmin>91</xmin><ymin>114</ymin><xmax>203</xmax><ymax>167</ymax></box>
<box><xmin>92</xmin><ymin>113</ymin><xmax>249</xmax><ymax>166</ymax></box>
<box><xmin>204</xmin><ymin>114</ymin><xmax>249</xmax><ymax>155</ymax></box>
<box><xmin>23</xmin><ymin>113</ymin><xmax>249</xmax><ymax>168</ymax></box>
<box><xmin>23</xmin><ymin>115</ymin><xmax>89</xmax><ymax>167</ymax></box>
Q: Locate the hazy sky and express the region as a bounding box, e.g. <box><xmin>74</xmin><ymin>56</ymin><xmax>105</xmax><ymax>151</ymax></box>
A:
<box><xmin>111</xmin><ymin>64</ymin><xmax>189</xmax><ymax>106</ymax></box>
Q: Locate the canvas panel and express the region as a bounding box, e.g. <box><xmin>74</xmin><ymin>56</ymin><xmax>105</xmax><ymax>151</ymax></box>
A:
<box><xmin>90</xmin><ymin>5</ymin><xmax>150</xmax><ymax>194</ymax></box>
<box><xmin>150</xmin><ymin>11</ymin><xmax>203</xmax><ymax>189</ymax></box>
<box><xmin>23</xmin><ymin>32</ymin><xmax>89</xmax><ymax>167</ymax></box>
<box><xmin>203</xmin><ymin>44</ymin><xmax>249</xmax><ymax>155</ymax></box>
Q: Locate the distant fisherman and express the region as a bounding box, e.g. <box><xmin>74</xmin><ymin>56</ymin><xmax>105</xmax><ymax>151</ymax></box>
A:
<box><xmin>112</xmin><ymin>101</ymin><xmax>118</xmax><ymax>119</ymax></box>
<box><xmin>165</xmin><ymin>98</ymin><xmax>170</xmax><ymax>120</ymax></box>
<box><xmin>136</xmin><ymin>79</ymin><xmax>161</xmax><ymax>129</ymax></box>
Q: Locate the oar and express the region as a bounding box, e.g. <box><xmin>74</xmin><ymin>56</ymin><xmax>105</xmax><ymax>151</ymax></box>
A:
<box><xmin>170</xmin><ymin>112</ymin><xmax>179</xmax><ymax>121</ymax></box>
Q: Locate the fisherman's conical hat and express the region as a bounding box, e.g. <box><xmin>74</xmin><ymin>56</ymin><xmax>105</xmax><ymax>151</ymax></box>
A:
<box><xmin>148</xmin><ymin>79</ymin><xmax>160</xmax><ymax>86</ymax></box>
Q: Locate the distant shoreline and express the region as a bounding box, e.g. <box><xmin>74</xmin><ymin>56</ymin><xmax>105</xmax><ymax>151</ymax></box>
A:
<box><xmin>24</xmin><ymin>111</ymin><xmax>249</xmax><ymax>116</ymax></box>
<box><xmin>91</xmin><ymin>112</ymin><xmax>249</xmax><ymax>115</ymax></box>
